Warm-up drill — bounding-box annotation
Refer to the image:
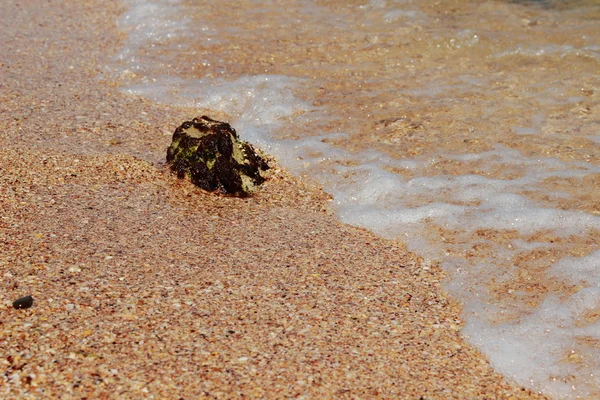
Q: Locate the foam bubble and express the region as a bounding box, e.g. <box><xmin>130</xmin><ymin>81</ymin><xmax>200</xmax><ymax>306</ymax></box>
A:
<box><xmin>550</xmin><ymin>250</ymin><xmax>600</xmax><ymax>288</ymax></box>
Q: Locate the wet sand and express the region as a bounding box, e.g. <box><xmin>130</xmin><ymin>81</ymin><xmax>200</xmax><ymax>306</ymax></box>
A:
<box><xmin>0</xmin><ymin>0</ymin><xmax>547</xmax><ymax>398</ymax></box>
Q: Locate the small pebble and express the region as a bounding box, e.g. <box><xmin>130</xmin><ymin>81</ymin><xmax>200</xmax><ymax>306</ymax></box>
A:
<box><xmin>13</xmin><ymin>295</ymin><xmax>34</xmax><ymax>309</ymax></box>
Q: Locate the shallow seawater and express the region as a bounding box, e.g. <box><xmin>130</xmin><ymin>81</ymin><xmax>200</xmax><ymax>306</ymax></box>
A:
<box><xmin>111</xmin><ymin>0</ymin><xmax>600</xmax><ymax>397</ymax></box>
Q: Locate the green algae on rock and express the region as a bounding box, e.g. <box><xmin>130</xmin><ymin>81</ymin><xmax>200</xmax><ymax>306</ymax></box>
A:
<box><xmin>166</xmin><ymin>116</ymin><xmax>269</xmax><ymax>197</ymax></box>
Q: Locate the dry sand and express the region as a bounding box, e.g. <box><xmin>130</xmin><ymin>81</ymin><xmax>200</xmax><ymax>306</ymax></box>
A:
<box><xmin>0</xmin><ymin>0</ymin><xmax>548</xmax><ymax>398</ymax></box>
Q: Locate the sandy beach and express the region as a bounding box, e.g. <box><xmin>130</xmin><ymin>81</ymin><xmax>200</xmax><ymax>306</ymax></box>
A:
<box><xmin>0</xmin><ymin>0</ymin><xmax>548</xmax><ymax>398</ymax></box>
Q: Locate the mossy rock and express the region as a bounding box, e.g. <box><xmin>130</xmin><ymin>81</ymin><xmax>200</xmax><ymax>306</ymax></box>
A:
<box><xmin>166</xmin><ymin>116</ymin><xmax>269</xmax><ymax>197</ymax></box>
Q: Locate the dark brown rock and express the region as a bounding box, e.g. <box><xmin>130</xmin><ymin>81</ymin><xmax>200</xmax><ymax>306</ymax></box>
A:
<box><xmin>166</xmin><ymin>116</ymin><xmax>269</xmax><ymax>197</ymax></box>
<box><xmin>12</xmin><ymin>295</ymin><xmax>34</xmax><ymax>309</ymax></box>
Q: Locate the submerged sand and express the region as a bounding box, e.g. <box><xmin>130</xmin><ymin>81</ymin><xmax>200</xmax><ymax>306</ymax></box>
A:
<box><xmin>0</xmin><ymin>0</ymin><xmax>547</xmax><ymax>398</ymax></box>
